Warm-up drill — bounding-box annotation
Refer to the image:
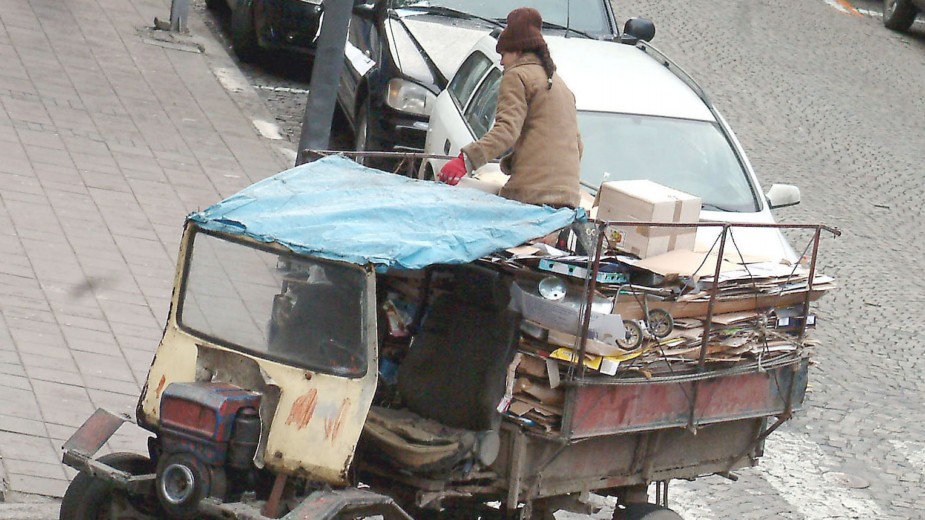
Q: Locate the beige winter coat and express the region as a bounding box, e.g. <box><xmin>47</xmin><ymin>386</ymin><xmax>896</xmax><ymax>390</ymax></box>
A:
<box><xmin>462</xmin><ymin>53</ymin><xmax>582</xmax><ymax>208</ymax></box>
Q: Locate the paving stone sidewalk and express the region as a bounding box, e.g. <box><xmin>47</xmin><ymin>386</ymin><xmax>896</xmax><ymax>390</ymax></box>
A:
<box><xmin>0</xmin><ymin>0</ymin><xmax>292</xmax><ymax>504</ymax></box>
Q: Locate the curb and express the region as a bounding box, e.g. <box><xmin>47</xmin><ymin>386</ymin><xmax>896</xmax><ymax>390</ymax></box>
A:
<box><xmin>183</xmin><ymin>4</ymin><xmax>298</xmax><ymax>170</ymax></box>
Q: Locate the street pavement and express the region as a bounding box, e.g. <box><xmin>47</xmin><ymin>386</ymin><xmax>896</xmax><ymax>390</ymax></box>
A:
<box><xmin>0</xmin><ymin>0</ymin><xmax>292</xmax><ymax>512</ymax></box>
<box><xmin>2</xmin><ymin>0</ymin><xmax>925</xmax><ymax>519</ymax></box>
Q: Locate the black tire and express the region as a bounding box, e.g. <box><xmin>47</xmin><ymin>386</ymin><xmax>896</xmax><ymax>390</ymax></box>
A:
<box><xmin>60</xmin><ymin>452</ymin><xmax>159</xmax><ymax>520</ymax></box>
<box><xmin>354</xmin><ymin>101</ymin><xmax>375</xmax><ymax>166</ymax></box>
<box><xmin>231</xmin><ymin>0</ymin><xmax>260</xmax><ymax>63</ymax></box>
<box><xmin>421</xmin><ymin>162</ymin><xmax>435</xmax><ymax>181</ymax></box>
<box><xmin>622</xmin><ymin>503</ymin><xmax>684</xmax><ymax>520</ymax></box>
<box><xmin>883</xmin><ymin>0</ymin><xmax>918</xmax><ymax>31</ymax></box>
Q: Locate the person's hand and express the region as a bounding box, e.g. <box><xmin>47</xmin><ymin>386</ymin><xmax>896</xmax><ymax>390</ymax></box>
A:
<box><xmin>438</xmin><ymin>153</ymin><xmax>467</xmax><ymax>185</ymax></box>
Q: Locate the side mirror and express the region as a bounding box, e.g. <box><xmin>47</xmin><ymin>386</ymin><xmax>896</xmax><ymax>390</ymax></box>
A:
<box><xmin>620</xmin><ymin>18</ymin><xmax>656</xmax><ymax>44</ymax></box>
<box><xmin>766</xmin><ymin>184</ymin><xmax>801</xmax><ymax>209</ymax></box>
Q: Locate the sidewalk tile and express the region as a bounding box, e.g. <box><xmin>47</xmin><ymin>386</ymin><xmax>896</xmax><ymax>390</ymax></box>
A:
<box><xmin>0</xmin><ymin>414</ymin><xmax>47</xmax><ymax>437</ymax></box>
<box><xmin>0</xmin><ymin>431</ymin><xmax>59</xmax><ymax>465</ymax></box>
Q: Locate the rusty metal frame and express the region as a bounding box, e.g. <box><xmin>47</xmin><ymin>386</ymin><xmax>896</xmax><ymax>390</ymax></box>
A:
<box><xmin>566</xmin><ymin>221</ymin><xmax>839</xmax><ymax>439</ymax></box>
<box><xmin>301</xmin><ymin>149</ymin><xmax>458</xmax><ymax>177</ymax></box>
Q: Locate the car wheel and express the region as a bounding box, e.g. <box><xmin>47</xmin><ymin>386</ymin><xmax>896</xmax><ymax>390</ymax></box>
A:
<box><xmin>421</xmin><ymin>162</ymin><xmax>435</xmax><ymax>181</ymax></box>
<box><xmin>231</xmin><ymin>0</ymin><xmax>260</xmax><ymax>63</ymax></box>
<box><xmin>60</xmin><ymin>452</ymin><xmax>160</xmax><ymax>520</ymax></box>
<box><xmin>883</xmin><ymin>0</ymin><xmax>917</xmax><ymax>31</ymax></box>
<box><xmin>354</xmin><ymin>101</ymin><xmax>375</xmax><ymax>166</ymax></box>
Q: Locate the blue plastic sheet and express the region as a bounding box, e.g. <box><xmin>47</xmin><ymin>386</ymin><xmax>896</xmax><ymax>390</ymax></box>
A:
<box><xmin>189</xmin><ymin>156</ymin><xmax>578</xmax><ymax>270</ymax></box>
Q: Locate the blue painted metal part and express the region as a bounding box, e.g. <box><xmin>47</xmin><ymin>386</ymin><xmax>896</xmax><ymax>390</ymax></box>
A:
<box><xmin>159</xmin><ymin>382</ymin><xmax>261</xmax><ymax>466</ymax></box>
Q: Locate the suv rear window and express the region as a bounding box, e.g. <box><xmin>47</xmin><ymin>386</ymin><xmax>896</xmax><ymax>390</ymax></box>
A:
<box><xmin>465</xmin><ymin>68</ymin><xmax>502</xmax><ymax>138</ymax></box>
<box><xmin>449</xmin><ymin>51</ymin><xmax>492</xmax><ymax>110</ymax></box>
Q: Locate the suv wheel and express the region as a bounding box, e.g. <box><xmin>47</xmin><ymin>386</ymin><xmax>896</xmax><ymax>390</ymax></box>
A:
<box><xmin>231</xmin><ymin>0</ymin><xmax>260</xmax><ymax>62</ymax></box>
<box><xmin>883</xmin><ymin>0</ymin><xmax>918</xmax><ymax>31</ymax></box>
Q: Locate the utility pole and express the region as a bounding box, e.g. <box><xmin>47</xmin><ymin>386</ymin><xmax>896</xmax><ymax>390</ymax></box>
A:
<box><xmin>296</xmin><ymin>0</ymin><xmax>354</xmax><ymax>165</ymax></box>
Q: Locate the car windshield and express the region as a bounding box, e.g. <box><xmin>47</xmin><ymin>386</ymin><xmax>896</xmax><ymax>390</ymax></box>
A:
<box><xmin>577</xmin><ymin>112</ymin><xmax>760</xmax><ymax>212</ymax></box>
<box><xmin>179</xmin><ymin>231</ymin><xmax>368</xmax><ymax>377</ymax></box>
<box><xmin>392</xmin><ymin>0</ymin><xmax>612</xmax><ymax>36</ymax></box>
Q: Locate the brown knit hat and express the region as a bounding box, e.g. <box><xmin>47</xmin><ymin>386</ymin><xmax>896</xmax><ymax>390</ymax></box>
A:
<box><xmin>496</xmin><ymin>7</ymin><xmax>546</xmax><ymax>53</ymax></box>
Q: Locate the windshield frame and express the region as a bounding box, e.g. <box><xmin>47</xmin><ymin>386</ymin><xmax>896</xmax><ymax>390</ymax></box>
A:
<box><xmin>176</xmin><ymin>227</ymin><xmax>371</xmax><ymax>378</ymax></box>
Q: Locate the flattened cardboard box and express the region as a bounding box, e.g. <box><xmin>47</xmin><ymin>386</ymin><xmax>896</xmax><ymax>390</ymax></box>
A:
<box><xmin>596</xmin><ymin>180</ymin><xmax>701</xmax><ymax>258</ymax></box>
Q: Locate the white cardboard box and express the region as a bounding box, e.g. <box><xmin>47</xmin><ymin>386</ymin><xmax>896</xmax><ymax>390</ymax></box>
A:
<box><xmin>596</xmin><ymin>180</ymin><xmax>701</xmax><ymax>258</ymax></box>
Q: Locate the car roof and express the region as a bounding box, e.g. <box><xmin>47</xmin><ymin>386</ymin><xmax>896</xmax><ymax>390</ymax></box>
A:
<box><xmin>472</xmin><ymin>35</ymin><xmax>716</xmax><ymax>122</ymax></box>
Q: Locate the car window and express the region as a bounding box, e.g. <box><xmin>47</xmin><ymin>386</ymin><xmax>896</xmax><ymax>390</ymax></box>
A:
<box><xmin>464</xmin><ymin>68</ymin><xmax>502</xmax><ymax>138</ymax></box>
<box><xmin>391</xmin><ymin>0</ymin><xmax>613</xmax><ymax>36</ymax></box>
<box><xmin>576</xmin><ymin>112</ymin><xmax>760</xmax><ymax>212</ymax></box>
<box><xmin>448</xmin><ymin>52</ymin><xmax>493</xmax><ymax>111</ymax></box>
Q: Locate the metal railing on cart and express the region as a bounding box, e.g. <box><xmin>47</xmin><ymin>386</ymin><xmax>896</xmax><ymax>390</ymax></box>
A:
<box><xmin>301</xmin><ymin>149</ymin><xmax>842</xmax><ymax>445</ymax></box>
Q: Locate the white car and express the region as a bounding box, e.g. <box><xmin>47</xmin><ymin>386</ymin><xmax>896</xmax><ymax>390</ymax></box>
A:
<box><xmin>420</xmin><ymin>33</ymin><xmax>803</xmax><ymax>260</ymax></box>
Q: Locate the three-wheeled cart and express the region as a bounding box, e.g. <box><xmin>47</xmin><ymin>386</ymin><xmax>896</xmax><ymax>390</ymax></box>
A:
<box><xmin>59</xmin><ymin>155</ymin><xmax>838</xmax><ymax>520</ymax></box>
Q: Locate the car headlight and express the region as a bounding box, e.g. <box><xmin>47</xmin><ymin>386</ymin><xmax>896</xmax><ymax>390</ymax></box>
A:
<box><xmin>385</xmin><ymin>79</ymin><xmax>436</xmax><ymax>116</ymax></box>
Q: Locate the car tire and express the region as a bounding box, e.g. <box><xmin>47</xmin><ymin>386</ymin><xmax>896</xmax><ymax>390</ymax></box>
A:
<box><xmin>883</xmin><ymin>0</ymin><xmax>917</xmax><ymax>31</ymax></box>
<box><xmin>60</xmin><ymin>452</ymin><xmax>160</xmax><ymax>520</ymax></box>
<box><xmin>231</xmin><ymin>0</ymin><xmax>260</xmax><ymax>63</ymax></box>
<box><xmin>420</xmin><ymin>162</ymin><xmax>435</xmax><ymax>181</ymax></box>
<box><xmin>354</xmin><ymin>100</ymin><xmax>395</xmax><ymax>171</ymax></box>
<box><xmin>354</xmin><ymin>100</ymin><xmax>375</xmax><ymax>166</ymax></box>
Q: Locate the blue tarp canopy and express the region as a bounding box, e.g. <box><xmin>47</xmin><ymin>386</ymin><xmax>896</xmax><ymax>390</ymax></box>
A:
<box><xmin>188</xmin><ymin>155</ymin><xmax>578</xmax><ymax>270</ymax></box>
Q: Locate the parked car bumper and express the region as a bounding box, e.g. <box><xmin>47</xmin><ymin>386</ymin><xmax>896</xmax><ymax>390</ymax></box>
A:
<box><xmin>375</xmin><ymin>105</ymin><xmax>429</xmax><ymax>153</ymax></box>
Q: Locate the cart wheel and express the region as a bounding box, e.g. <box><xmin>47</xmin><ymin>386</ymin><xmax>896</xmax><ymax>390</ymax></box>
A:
<box><xmin>617</xmin><ymin>503</ymin><xmax>683</xmax><ymax>520</ymax></box>
<box><xmin>646</xmin><ymin>309</ymin><xmax>674</xmax><ymax>339</ymax></box>
<box><xmin>60</xmin><ymin>452</ymin><xmax>160</xmax><ymax>520</ymax></box>
<box><xmin>617</xmin><ymin>320</ymin><xmax>644</xmax><ymax>350</ymax></box>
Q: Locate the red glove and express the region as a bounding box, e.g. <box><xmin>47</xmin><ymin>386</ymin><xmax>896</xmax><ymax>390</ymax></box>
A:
<box><xmin>438</xmin><ymin>152</ymin><xmax>467</xmax><ymax>185</ymax></box>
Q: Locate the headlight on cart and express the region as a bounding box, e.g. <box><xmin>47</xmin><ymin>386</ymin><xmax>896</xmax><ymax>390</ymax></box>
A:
<box><xmin>385</xmin><ymin>78</ymin><xmax>436</xmax><ymax>116</ymax></box>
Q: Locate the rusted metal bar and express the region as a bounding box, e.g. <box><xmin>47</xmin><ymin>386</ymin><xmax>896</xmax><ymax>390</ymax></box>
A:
<box><xmin>262</xmin><ymin>473</ymin><xmax>288</xmax><ymax>518</ymax></box>
<box><xmin>575</xmin><ymin>223</ymin><xmax>607</xmax><ymax>379</ymax></box>
<box><xmin>599</xmin><ymin>220</ymin><xmax>841</xmax><ymax>236</ymax></box>
<box><xmin>799</xmin><ymin>227</ymin><xmax>823</xmax><ymax>339</ymax></box>
<box><xmin>686</xmin><ymin>225</ymin><xmax>730</xmax><ymax>431</ymax></box>
<box><xmin>303</xmin><ymin>149</ymin><xmax>456</xmax><ymax>162</ymax></box>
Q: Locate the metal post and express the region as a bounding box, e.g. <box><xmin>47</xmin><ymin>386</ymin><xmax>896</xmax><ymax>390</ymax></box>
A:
<box><xmin>687</xmin><ymin>224</ymin><xmax>730</xmax><ymax>431</ymax></box>
<box><xmin>296</xmin><ymin>0</ymin><xmax>354</xmax><ymax>165</ymax></box>
<box><xmin>169</xmin><ymin>0</ymin><xmax>189</xmax><ymax>32</ymax></box>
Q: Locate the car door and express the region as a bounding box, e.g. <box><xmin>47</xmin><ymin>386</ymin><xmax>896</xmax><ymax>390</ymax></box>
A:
<box><xmin>422</xmin><ymin>51</ymin><xmax>496</xmax><ymax>177</ymax></box>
